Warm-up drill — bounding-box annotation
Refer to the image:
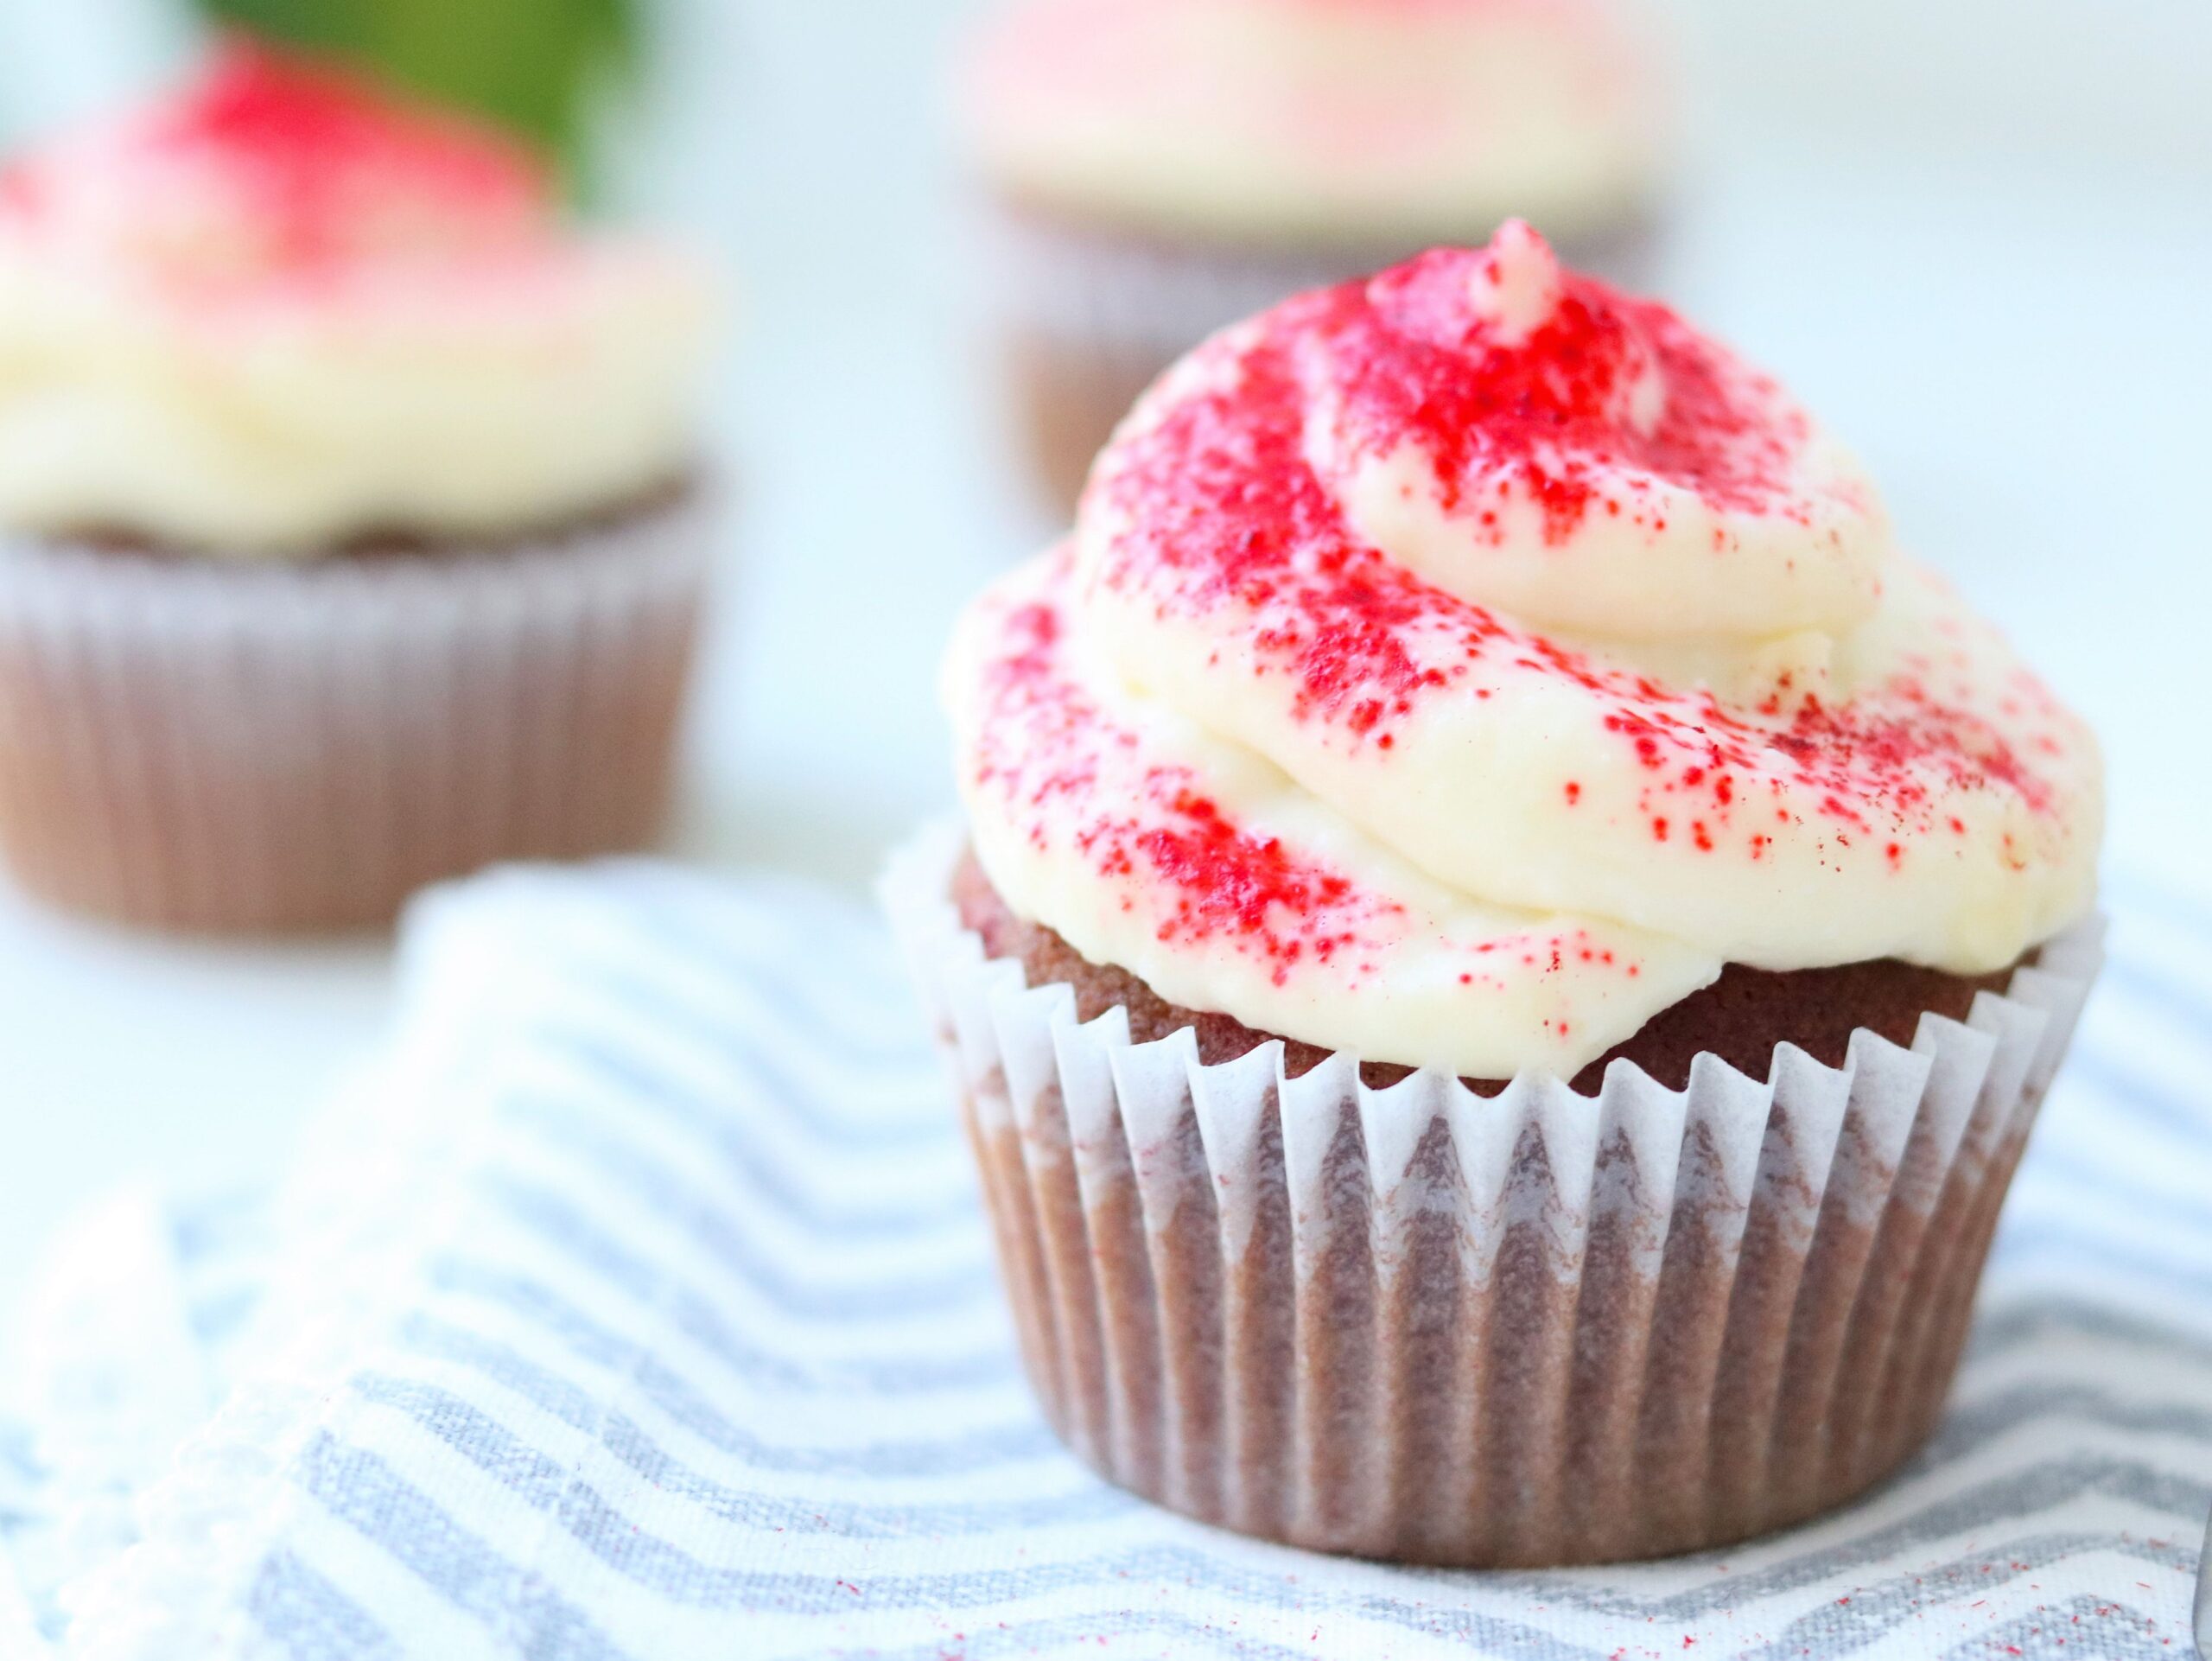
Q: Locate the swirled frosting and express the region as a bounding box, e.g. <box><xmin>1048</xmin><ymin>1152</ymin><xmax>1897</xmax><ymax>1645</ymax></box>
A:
<box><xmin>944</xmin><ymin>225</ymin><xmax>2102</xmax><ymax>1079</ymax></box>
<box><xmin>0</xmin><ymin>43</ymin><xmax>714</xmax><ymax>556</ymax></box>
<box><xmin>963</xmin><ymin>0</ymin><xmax>1661</xmax><ymax>245</ymax></box>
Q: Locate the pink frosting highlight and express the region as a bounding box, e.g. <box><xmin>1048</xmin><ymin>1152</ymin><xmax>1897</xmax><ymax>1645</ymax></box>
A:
<box><xmin>0</xmin><ymin>41</ymin><xmax>557</xmax><ymax>300</ymax></box>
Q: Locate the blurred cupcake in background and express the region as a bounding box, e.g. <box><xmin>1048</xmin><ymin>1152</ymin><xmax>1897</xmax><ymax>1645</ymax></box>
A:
<box><xmin>0</xmin><ymin>41</ymin><xmax>720</xmax><ymax>932</ymax></box>
<box><xmin>962</xmin><ymin>0</ymin><xmax>1668</xmax><ymax>511</ymax></box>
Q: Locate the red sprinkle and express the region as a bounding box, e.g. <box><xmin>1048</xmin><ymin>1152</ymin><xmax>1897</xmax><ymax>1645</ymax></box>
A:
<box><xmin>1344</xmin><ymin>245</ymin><xmax>1813</xmax><ymax>541</ymax></box>
<box><xmin>3</xmin><ymin>39</ymin><xmax>551</xmax><ymax>281</ymax></box>
<box><xmin>1092</xmin><ymin>295</ymin><xmax>2067</xmax><ymax>845</ymax></box>
<box><xmin>972</xmin><ymin>565</ymin><xmax>1406</xmax><ymax>982</ymax></box>
<box><xmin>1084</xmin><ymin>231</ymin><xmax>2073</xmax><ymax>879</ymax></box>
<box><xmin>958</xmin><ymin>228</ymin><xmax>2088</xmax><ymax>981</ymax></box>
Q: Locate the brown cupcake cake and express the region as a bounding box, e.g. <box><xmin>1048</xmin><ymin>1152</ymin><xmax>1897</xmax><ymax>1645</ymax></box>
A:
<box><xmin>0</xmin><ymin>44</ymin><xmax>719</xmax><ymax>931</ymax></box>
<box><xmin>960</xmin><ymin>0</ymin><xmax>1667</xmax><ymax>510</ymax></box>
<box><xmin>887</xmin><ymin>224</ymin><xmax>2105</xmax><ymax>1565</ymax></box>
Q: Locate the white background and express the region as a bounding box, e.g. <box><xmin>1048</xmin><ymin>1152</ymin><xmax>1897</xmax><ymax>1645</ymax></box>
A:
<box><xmin>0</xmin><ymin>0</ymin><xmax>2206</xmax><ymax>1329</ymax></box>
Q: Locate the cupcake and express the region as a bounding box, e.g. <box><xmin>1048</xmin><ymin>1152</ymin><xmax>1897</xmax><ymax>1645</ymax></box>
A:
<box><xmin>887</xmin><ymin>223</ymin><xmax>2105</xmax><ymax>1566</ymax></box>
<box><xmin>0</xmin><ymin>42</ymin><xmax>717</xmax><ymax>932</ymax></box>
<box><xmin>961</xmin><ymin>0</ymin><xmax>1666</xmax><ymax>510</ymax></box>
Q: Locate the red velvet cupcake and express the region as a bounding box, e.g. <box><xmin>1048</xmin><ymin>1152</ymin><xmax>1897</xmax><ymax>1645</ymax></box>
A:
<box><xmin>0</xmin><ymin>44</ymin><xmax>719</xmax><ymax>931</ymax></box>
<box><xmin>888</xmin><ymin>224</ymin><xmax>2105</xmax><ymax>1565</ymax></box>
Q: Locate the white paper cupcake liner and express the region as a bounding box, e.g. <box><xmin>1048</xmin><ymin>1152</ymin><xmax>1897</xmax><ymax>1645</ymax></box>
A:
<box><xmin>0</xmin><ymin>489</ymin><xmax>717</xmax><ymax>932</ymax></box>
<box><xmin>881</xmin><ymin>821</ymin><xmax>2105</xmax><ymax>1566</ymax></box>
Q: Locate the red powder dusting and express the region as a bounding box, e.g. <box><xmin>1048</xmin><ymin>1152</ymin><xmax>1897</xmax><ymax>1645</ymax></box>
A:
<box><xmin>1085</xmin><ymin>231</ymin><xmax>2074</xmax><ymax>874</ymax></box>
<box><xmin>185</xmin><ymin>41</ymin><xmax>545</xmax><ymax>266</ymax></box>
<box><xmin>1137</xmin><ymin>787</ymin><xmax>1367</xmax><ymax>978</ymax></box>
<box><xmin>1099</xmin><ymin>330</ymin><xmax>2065</xmax><ymax>830</ymax></box>
<box><xmin>971</xmin><ymin>562</ymin><xmax>1408</xmax><ymax>981</ymax></box>
<box><xmin>1344</xmin><ymin>245</ymin><xmax>1813</xmax><ymax>543</ymax></box>
<box><xmin>972</xmin><ymin>224</ymin><xmax>2096</xmax><ymax>984</ymax></box>
<box><xmin>970</xmin><ymin>567</ymin><xmax>1684</xmax><ymax>998</ymax></box>
<box><xmin>1097</xmin><ymin>325</ymin><xmax>1479</xmax><ymax>731</ymax></box>
<box><xmin>6</xmin><ymin>39</ymin><xmax>552</xmax><ymax>278</ymax></box>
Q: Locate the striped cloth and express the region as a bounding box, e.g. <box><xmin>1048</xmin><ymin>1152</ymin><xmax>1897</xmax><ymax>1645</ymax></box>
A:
<box><xmin>2</xmin><ymin>862</ymin><xmax>2208</xmax><ymax>1661</ymax></box>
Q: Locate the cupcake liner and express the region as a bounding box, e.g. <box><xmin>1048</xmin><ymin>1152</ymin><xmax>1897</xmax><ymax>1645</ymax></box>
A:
<box><xmin>985</xmin><ymin>205</ymin><xmax>1660</xmax><ymax>510</ymax></box>
<box><xmin>882</xmin><ymin>821</ymin><xmax>2105</xmax><ymax>1566</ymax></box>
<box><xmin>0</xmin><ymin>491</ymin><xmax>716</xmax><ymax>932</ymax></box>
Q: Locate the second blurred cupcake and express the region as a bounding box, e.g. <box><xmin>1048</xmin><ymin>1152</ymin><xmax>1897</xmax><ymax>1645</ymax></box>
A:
<box><xmin>962</xmin><ymin>0</ymin><xmax>1666</xmax><ymax>509</ymax></box>
<box><xmin>0</xmin><ymin>42</ymin><xmax>720</xmax><ymax>932</ymax></box>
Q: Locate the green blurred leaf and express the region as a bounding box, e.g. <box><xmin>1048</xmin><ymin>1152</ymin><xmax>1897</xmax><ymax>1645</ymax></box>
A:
<box><xmin>192</xmin><ymin>0</ymin><xmax>642</xmax><ymax>187</ymax></box>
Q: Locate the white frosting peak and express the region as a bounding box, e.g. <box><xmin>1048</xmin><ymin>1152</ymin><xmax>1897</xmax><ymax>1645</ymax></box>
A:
<box><xmin>1465</xmin><ymin>217</ymin><xmax>1562</xmax><ymax>344</ymax></box>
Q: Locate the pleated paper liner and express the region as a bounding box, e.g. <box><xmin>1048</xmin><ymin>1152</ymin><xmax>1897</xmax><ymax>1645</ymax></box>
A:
<box><xmin>984</xmin><ymin>204</ymin><xmax>1661</xmax><ymax>512</ymax></box>
<box><xmin>0</xmin><ymin>488</ymin><xmax>717</xmax><ymax>933</ymax></box>
<box><xmin>883</xmin><ymin>823</ymin><xmax>2104</xmax><ymax>1567</ymax></box>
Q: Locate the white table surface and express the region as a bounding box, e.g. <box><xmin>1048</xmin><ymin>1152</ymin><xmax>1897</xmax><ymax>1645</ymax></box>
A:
<box><xmin>0</xmin><ymin>0</ymin><xmax>2207</xmax><ymax>1332</ymax></box>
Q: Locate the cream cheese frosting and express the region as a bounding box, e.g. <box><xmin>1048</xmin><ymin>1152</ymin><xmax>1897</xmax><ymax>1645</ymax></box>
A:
<box><xmin>963</xmin><ymin>0</ymin><xmax>1662</xmax><ymax>246</ymax></box>
<box><xmin>0</xmin><ymin>43</ymin><xmax>715</xmax><ymax>557</ymax></box>
<box><xmin>944</xmin><ymin>225</ymin><xmax>2103</xmax><ymax>1079</ymax></box>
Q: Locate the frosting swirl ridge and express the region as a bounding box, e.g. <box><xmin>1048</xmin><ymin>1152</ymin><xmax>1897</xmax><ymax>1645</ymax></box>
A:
<box><xmin>1310</xmin><ymin>221</ymin><xmax>1891</xmax><ymax>642</ymax></box>
<box><xmin>947</xmin><ymin>225</ymin><xmax>2101</xmax><ymax>1079</ymax></box>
